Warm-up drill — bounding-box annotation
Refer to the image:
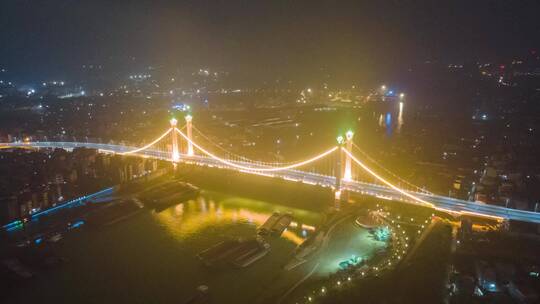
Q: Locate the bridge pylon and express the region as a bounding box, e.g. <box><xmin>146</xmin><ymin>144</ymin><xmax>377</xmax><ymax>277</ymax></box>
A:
<box><xmin>335</xmin><ymin>135</ymin><xmax>345</xmax><ymax>209</ymax></box>
<box><xmin>185</xmin><ymin>114</ymin><xmax>194</xmax><ymax>156</ymax></box>
<box><xmin>343</xmin><ymin>130</ymin><xmax>354</xmax><ymax>181</ymax></box>
<box><xmin>170</xmin><ymin>118</ymin><xmax>180</xmax><ymax>162</ymax></box>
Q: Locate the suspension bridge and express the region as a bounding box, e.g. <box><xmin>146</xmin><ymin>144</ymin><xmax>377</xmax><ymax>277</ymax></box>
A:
<box><xmin>2</xmin><ymin>116</ymin><xmax>540</xmax><ymax>224</ymax></box>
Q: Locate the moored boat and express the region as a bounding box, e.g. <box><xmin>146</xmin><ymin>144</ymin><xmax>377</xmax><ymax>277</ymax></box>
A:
<box><xmin>257</xmin><ymin>212</ymin><xmax>281</xmax><ymax>235</ymax></box>
<box><xmin>270</xmin><ymin>213</ymin><xmax>293</xmax><ymax>236</ymax></box>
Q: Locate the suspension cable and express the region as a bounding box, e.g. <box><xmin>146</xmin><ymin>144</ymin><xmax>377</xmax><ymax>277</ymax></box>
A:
<box><xmin>119</xmin><ymin>128</ymin><xmax>173</xmax><ymax>155</ymax></box>
<box><xmin>351</xmin><ymin>143</ymin><xmax>432</xmax><ymax>194</ymax></box>
<box><xmin>191</xmin><ymin>126</ymin><xmax>258</xmax><ymax>162</ymax></box>
<box><xmin>176</xmin><ymin>128</ymin><xmax>337</xmax><ymax>172</ymax></box>
<box><xmin>342</xmin><ymin>147</ymin><xmax>434</xmax><ymax>207</ymax></box>
<box><xmin>191</xmin><ymin>126</ymin><xmax>306</xmax><ymax>165</ymax></box>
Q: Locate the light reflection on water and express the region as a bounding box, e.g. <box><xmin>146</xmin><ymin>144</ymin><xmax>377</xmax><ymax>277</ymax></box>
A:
<box><xmin>376</xmin><ymin>104</ymin><xmax>405</xmax><ymax>137</ymax></box>
<box><xmin>385</xmin><ymin>112</ymin><xmax>392</xmax><ymax>136</ymax></box>
<box><xmin>152</xmin><ymin>192</ymin><xmax>318</xmax><ymax>246</ymax></box>
<box><xmin>397</xmin><ymin>101</ymin><xmax>404</xmax><ymax>133</ymax></box>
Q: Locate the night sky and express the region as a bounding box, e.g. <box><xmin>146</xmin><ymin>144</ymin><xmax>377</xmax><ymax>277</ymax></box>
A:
<box><xmin>2</xmin><ymin>0</ymin><xmax>540</xmax><ymax>82</ymax></box>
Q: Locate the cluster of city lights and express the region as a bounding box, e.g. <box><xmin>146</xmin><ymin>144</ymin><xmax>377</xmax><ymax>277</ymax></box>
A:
<box><xmin>129</xmin><ymin>74</ymin><xmax>151</xmax><ymax>80</ymax></box>
<box><xmin>380</xmin><ymin>85</ymin><xmax>405</xmax><ymax>99</ymax></box>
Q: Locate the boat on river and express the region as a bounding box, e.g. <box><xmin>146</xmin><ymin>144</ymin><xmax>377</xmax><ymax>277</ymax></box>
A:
<box><xmin>257</xmin><ymin>212</ymin><xmax>281</xmax><ymax>235</ymax></box>
<box><xmin>198</xmin><ymin>238</ymin><xmax>271</xmax><ymax>268</ymax></box>
<box><xmin>146</xmin><ymin>182</ymin><xmax>200</xmax><ymax>212</ymax></box>
<box><xmin>197</xmin><ymin>239</ymin><xmax>242</xmax><ymax>266</ymax></box>
<box><xmin>270</xmin><ymin>213</ymin><xmax>293</xmax><ymax>236</ymax></box>
<box><xmin>232</xmin><ymin>242</ymin><xmax>271</xmax><ymax>268</ymax></box>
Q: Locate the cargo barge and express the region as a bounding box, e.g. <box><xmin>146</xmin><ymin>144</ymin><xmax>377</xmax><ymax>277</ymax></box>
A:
<box><xmin>85</xmin><ymin>199</ymin><xmax>142</xmax><ymax>227</ymax></box>
<box><xmin>270</xmin><ymin>213</ymin><xmax>292</xmax><ymax>236</ymax></box>
<box><xmin>146</xmin><ymin>182</ymin><xmax>199</xmax><ymax>212</ymax></box>
<box><xmin>257</xmin><ymin>212</ymin><xmax>281</xmax><ymax>235</ymax></box>
<box><xmin>232</xmin><ymin>242</ymin><xmax>270</xmax><ymax>268</ymax></box>
<box><xmin>198</xmin><ymin>238</ymin><xmax>270</xmax><ymax>268</ymax></box>
<box><xmin>197</xmin><ymin>239</ymin><xmax>242</xmax><ymax>266</ymax></box>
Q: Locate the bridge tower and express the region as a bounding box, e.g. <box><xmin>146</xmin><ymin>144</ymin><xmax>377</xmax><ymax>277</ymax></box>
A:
<box><xmin>170</xmin><ymin>118</ymin><xmax>180</xmax><ymax>162</ymax></box>
<box><xmin>335</xmin><ymin>135</ymin><xmax>345</xmax><ymax>209</ymax></box>
<box><xmin>343</xmin><ymin>130</ymin><xmax>354</xmax><ymax>181</ymax></box>
<box><xmin>185</xmin><ymin>114</ymin><xmax>194</xmax><ymax>156</ymax></box>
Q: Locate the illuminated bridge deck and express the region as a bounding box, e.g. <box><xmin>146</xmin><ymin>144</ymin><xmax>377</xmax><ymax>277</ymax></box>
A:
<box><xmin>2</xmin><ymin>141</ymin><xmax>540</xmax><ymax>224</ymax></box>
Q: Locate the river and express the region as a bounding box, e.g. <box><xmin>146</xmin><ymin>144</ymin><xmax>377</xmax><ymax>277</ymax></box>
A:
<box><xmin>7</xmin><ymin>189</ymin><xmax>324</xmax><ymax>304</ymax></box>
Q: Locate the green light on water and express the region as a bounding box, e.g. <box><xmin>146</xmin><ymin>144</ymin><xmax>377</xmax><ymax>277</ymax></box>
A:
<box><xmin>373</xmin><ymin>226</ymin><xmax>391</xmax><ymax>241</ymax></box>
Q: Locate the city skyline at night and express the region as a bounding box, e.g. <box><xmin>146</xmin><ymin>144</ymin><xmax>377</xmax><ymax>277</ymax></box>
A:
<box><xmin>2</xmin><ymin>2</ymin><xmax>540</xmax><ymax>304</ymax></box>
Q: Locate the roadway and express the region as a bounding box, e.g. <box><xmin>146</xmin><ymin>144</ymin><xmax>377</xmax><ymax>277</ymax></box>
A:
<box><xmin>2</xmin><ymin>141</ymin><xmax>540</xmax><ymax>224</ymax></box>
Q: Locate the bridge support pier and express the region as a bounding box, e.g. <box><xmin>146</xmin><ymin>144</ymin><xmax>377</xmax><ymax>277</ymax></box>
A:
<box><xmin>170</xmin><ymin>118</ymin><xmax>180</xmax><ymax>162</ymax></box>
<box><xmin>185</xmin><ymin>114</ymin><xmax>194</xmax><ymax>156</ymax></box>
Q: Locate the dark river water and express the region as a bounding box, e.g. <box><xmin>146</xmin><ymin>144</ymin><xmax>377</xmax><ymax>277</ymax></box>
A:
<box><xmin>8</xmin><ymin>190</ymin><xmax>325</xmax><ymax>304</ymax></box>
